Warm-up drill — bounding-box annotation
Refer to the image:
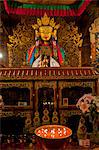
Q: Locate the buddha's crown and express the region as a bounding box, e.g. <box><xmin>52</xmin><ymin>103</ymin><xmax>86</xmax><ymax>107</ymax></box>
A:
<box><xmin>32</xmin><ymin>13</ymin><xmax>60</xmax><ymax>30</ymax></box>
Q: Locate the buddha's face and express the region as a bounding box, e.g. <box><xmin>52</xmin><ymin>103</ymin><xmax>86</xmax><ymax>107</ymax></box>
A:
<box><xmin>39</xmin><ymin>26</ymin><xmax>53</xmax><ymax>41</ymax></box>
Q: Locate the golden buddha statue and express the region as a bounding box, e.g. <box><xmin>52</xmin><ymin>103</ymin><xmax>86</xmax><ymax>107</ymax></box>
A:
<box><xmin>27</xmin><ymin>13</ymin><xmax>67</xmax><ymax>67</ymax></box>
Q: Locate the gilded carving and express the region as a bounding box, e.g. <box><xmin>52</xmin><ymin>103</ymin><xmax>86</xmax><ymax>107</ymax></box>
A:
<box><xmin>33</xmin><ymin>111</ymin><xmax>40</xmax><ymax>127</ymax></box>
<box><xmin>58</xmin><ymin>81</ymin><xmax>94</xmax><ymax>90</ymax></box>
<box><xmin>42</xmin><ymin>108</ymin><xmax>50</xmax><ymax>125</ymax></box>
<box><xmin>89</xmin><ymin>17</ymin><xmax>99</xmax><ymax>67</ymax></box>
<box><xmin>0</xmin><ymin>111</ymin><xmax>31</xmax><ymax>118</ymax></box>
<box><xmin>52</xmin><ymin>111</ymin><xmax>59</xmax><ymax>124</ymax></box>
<box><xmin>57</xmin><ymin>19</ymin><xmax>83</xmax><ymax>67</ymax></box>
<box><xmin>0</xmin><ymin>82</ymin><xmax>32</xmax><ymax>89</ymax></box>
<box><xmin>25</xmin><ymin>113</ymin><xmax>32</xmax><ymax>128</ymax></box>
<box><xmin>7</xmin><ymin>17</ymin><xmax>35</xmax><ymax>67</ymax></box>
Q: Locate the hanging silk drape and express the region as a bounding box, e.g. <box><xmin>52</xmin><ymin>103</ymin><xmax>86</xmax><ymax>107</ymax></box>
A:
<box><xmin>4</xmin><ymin>0</ymin><xmax>92</xmax><ymax>16</ymax></box>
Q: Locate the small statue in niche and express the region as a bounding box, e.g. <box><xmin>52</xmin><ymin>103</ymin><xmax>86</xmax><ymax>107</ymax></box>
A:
<box><xmin>26</xmin><ymin>13</ymin><xmax>67</xmax><ymax>67</ymax></box>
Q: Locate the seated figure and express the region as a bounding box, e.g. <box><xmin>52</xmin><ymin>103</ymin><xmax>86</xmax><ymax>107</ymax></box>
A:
<box><xmin>27</xmin><ymin>13</ymin><xmax>67</xmax><ymax>67</ymax></box>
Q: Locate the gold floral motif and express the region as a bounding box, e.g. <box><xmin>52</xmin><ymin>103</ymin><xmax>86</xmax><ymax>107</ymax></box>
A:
<box><xmin>57</xmin><ymin>18</ymin><xmax>83</xmax><ymax>67</ymax></box>
<box><xmin>52</xmin><ymin>111</ymin><xmax>58</xmax><ymax>124</ymax></box>
<box><xmin>7</xmin><ymin>17</ymin><xmax>35</xmax><ymax>67</ymax></box>
<box><xmin>33</xmin><ymin>111</ymin><xmax>40</xmax><ymax>127</ymax></box>
<box><xmin>42</xmin><ymin>108</ymin><xmax>50</xmax><ymax>125</ymax></box>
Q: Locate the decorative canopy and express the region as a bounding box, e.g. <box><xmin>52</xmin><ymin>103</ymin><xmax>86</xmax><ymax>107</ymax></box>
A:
<box><xmin>4</xmin><ymin>0</ymin><xmax>92</xmax><ymax>16</ymax></box>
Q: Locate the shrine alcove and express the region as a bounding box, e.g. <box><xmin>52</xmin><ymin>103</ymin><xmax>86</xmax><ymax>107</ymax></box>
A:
<box><xmin>1</xmin><ymin>87</ymin><xmax>30</xmax><ymax>106</ymax></box>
